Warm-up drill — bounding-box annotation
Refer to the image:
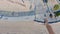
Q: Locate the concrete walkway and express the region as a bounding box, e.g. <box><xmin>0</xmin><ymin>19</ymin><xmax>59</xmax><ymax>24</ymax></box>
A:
<box><xmin>0</xmin><ymin>20</ymin><xmax>60</xmax><ymax>34</ymax></box>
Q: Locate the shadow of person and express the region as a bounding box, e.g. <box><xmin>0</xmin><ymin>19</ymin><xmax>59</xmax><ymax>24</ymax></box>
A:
<box><xmin>44</xmin><ymin>18</ymin><xmax>55</xmax><ymax>34</ymax></box>
<box><xmin>45</xmin><ymin>24</ymin><xmax>55</xmax><ymax>34</ymax></box>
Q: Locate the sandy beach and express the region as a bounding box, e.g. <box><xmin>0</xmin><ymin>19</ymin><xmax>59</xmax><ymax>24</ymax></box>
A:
<box><xmin>0</xmin><ymin>21</ymin><xmax>48</xmax><ymax>34</ymax></box>
<box><xmin>0</xmin><ymin>0</ymin><xmax>60</xmax><ymax>34</ymax></box>
<box><xmin>0</xmin><ymin>0</ymin><xmax>34</xmax><ymax>12</ymax></box>
<box><xmin>0</xmin><ymin>20</ymin><xmax>59</xmax><ymax>34</ymax></box>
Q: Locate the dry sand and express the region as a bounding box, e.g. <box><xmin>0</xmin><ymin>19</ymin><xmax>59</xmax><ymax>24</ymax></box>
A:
<box><xmin>0</xmin><ymin>20</ymin><xmax>60</xmax><ymax>34</ymax></box>
<box><xmin>0</xmin><ymin>0</ymin><xmax>34</xmax><ymax>12</ymax></box>
<box><xmin>0</xmin><ymin>20</ymin><xmax>48</xmax><ymax>34</ymax></box>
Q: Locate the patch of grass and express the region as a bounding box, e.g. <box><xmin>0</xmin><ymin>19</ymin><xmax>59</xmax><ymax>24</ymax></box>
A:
<box><xmin>53</xmin><ymin>4</ymin><xmax>60</xmax><ymax>10</ymax></box>
<box><xmin>54</xmin><ymin>11</ymin><xmax>60</xmax><ymax>17</ymax></box>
